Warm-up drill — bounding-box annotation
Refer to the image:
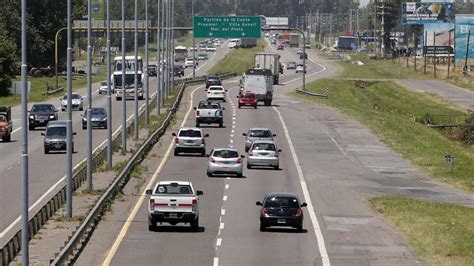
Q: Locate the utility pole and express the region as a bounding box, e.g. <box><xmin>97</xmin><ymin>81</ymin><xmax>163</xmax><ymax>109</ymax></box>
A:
<box><xmin>87</xmin><ymin>0</ymin><xmax>93</xmax><ymax>190</ymax></box>
<box><xmin>192</xmin><ymin>0</ymin><xmax>195</xmax><ymax>79</ymax></box>
<box><xmin>66</xmin><ymin>0</ymin><xmax>73</xmax><ymax>218</ymax></box>
<box><xmin>145</xmin><ymin>0</ymin><xmax>150</xmax><ymax>125</ymax></box>
<box><xmin>380</xmin><ymin>0</ymin><xmax>385</xmax><ymax>55</ymax></box>
<box><xmin>121</xmin><ymin>0</ymin><xmax>127</xmax><ymax>153</ymax></box>
<box><xmin>106</xmin><ymin>0</ymin><xmax>112</xmax><ymax>167</ymax></box>
<box><xmin>373</xmin><ymin>2</ymin><xmax>377</xmax><ymax>53</ymax></box>
<box><xmin>157</xmin><ymin>0</ymin><xmax>161</xmax><ymax>116</ymax></box>
<box><xmin>349</xmin><ymin>8</ymin><xmax>353</xmax><ymax>33</ymax></box>
<box><xmin>134</xmin><ymin>0</ymin><xmax>139</xmax><ymax>140</ymax></box>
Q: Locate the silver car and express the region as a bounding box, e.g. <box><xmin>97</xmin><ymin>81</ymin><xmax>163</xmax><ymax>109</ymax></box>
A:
<box><xmin>243</xmin><ymin>128</ymin><xmax>276</xmax><ymax>152</ymax></box>
<box><xmin>42</xmin><ymin>120</ymin><xmax>76</xmax><ymax>154</ymax></box>
<box><xmin>247</xmin><ymin>140</ymin><xmax>281</xmax><ymax>170</ymax></box>
<box><xmin>172</xmin><ymin>127</ymin><xmax>208</xmax><ymax>156</ymax></box>
<box><xmin>207</xmin><ymin>148</ymin><xmax>244</xmax><ymax>177</ymax></box>
<box><xmin>60</xmin><ymin>93</ymin><xmax>83</xmax><ymax>111</ymax></box>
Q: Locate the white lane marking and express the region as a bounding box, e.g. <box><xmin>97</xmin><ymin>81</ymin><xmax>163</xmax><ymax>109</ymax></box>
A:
<box><xmin>216</xmin><ymin>238</ymin><xmax>222</xmax><ymax>246</ymax></box>
<box><xmin>223</xmin><ymin>195</ymin><xmax>227</xmax><ymax>201</ymax></box>
<box><xmin>231</xmin><ymin>129</ymin><xmax>234</xmax><ymax>133</ymax></box>
<box><xmin>329</xmin><ymin>136</ymin><xmax>346</xmax><ymax>156</ymax></box>
<box><xmin>232</xmin><ymin>125</ymin><xmax>235</xmax><ymax>129</ymax></box>
<box><xmin>219</xmin><ymin>222</ymin><xmax>225</xmax><ymax>230</ymax></box>
<box><xmin>226</xmin><ymin>177</ymin><xmax>230</xmax><ymax>180</ymax></box>
<box><xmin>284</xmin><ymin>61</ymin><xmax>327</xmax><ymax>85</ymax></box>
<box><xmin>273</xmin><ymin>106</ymin><xmax>331</xmax><ymax>266</ymax></box>
<box><xmin>225</xmin><ymin>184</ymin><xmax>229</xmax><ymax>189</ymax></box>
<box><xmin>232</xmin><ymin>121</ymin><xmax>235</xmax><ymax>124</ymax></box>
<box><xmin>102</xmin><ymin>87</ymin><xmax>202</xmax><ymax>265</ymax></box>
<box><xmin>229</xmin><ymin>139</ymin><xmax>233</xmax><ymax>143</ymax></box>
<box><xmin>221</xmin><ymin>208</ymin><xmax>226</xmax><ymax>215</ymax></box>
<box><xmin>213</xmin><ymin>257</ymin><xmax>219</xmax><ymax>266</ymax></box>
<box><xmin>230</xmin><ymin>134</ymin><xmax>233</xmax><ymax>138</ymax></box>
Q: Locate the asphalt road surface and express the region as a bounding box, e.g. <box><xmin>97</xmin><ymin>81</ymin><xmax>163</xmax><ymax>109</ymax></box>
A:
<box><xmin>76</xmin><ymin>43</ymin><xmax>474</xmax><ymax>266</ymax></box>
<box><xmin>0</xmin><ymin>45</ymin><xmax>228</xmax><ymax>244</ymax></box>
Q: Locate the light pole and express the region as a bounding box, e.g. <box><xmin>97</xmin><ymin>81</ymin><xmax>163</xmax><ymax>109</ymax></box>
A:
<box><xmin>171</xmin><ymin>0</ymin><xmax>175</xmax><ymax>89</ymax></box>
<box><xmin>134</xmin><ymin>0</ymin><xmax>139</xmax><ymax>140</ymax></box>
<box><xmin>192</xmin><ymin>0</ymin><xmax>195</xmax><ymax>79</ymax></box>
<box><xmin>121</xmin><ymin>0</ymin><xmax>127</xmax><ymax>153</ymax></box>
<box><xmin>157</xmin><ymin>0</ymin><xmax>161</xmax><ymax>116</ymax></box>
<box><xmin>86</xmin><ymin>0</ymin><xmax>93</xmax><ymax>190</ymax></box>
<box><xmin>106</xmin><ymin>0</ymin><xmax>113</xmax><ymax>168</ymax></box>
<box><xmin>145</xmin><ymin>0</ymin><xmax>150</xmax><ymax>125</ymax></box>
<box><xmin>20</xmin><ymin>0</ymin><xmax>29</xmax><ymax>263</ymax></box>
<box><xmin>161</xmin><ymin>0</ymin><xmax>165</xmax><ymax>106</ymax></box>
<box><xmin>66</xmin><ymin>0</ymin><xmax>73</xmax><ymax>219</ymax></box>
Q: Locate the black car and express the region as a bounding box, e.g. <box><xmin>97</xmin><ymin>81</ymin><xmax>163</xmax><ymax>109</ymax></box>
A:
<box><xmin>29</xmin><ymin>103</ymin><xmax>58</xmax><ymax>130</ymax></box>
<box><xmin>205</xmin><ymin>75</ymin><xmax>222</xmax><ymax>88</ymax></box>
<box><xmin>173</xmin><ymin>65</ymin><xmax>184</xmax><ymax>77</ymax></box>
<box><xmin>300</xmin><ymin>52</ymin><xmax>308</xmax><ymax>60</ymax></box>
<box><xmin>147</xmin><ymin>65</ymin><xmax>157</xmax><ymax>76</ymax></box>
<box><xmin>256</xmin><ymin>192</ymin><xmax>307</xmax><ymax>232</ymax></box>
<box><xmin>287</xmin><ymin>61</ymin><xmax>297</xmax><ymax>69</ymax></box>
<box><xmin>81</xmin><ymin>107</ymin><xmax>107</xmax><ymax>129</ymax></box>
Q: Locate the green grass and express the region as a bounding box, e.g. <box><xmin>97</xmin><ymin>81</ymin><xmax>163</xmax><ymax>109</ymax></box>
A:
<box><xmin>207</xmin><ymin>46</ymin><xmax>264</xmax><ymax>75</ymax></box>
<box><xmin>291</xmin><ymin>79</ymin><xmax>474</xmax><ymax>192</ymax></box>
<box><xmin>370</xmin><ymin>195</ymin><xmax>474</xmax><ymax>265</ymax></box>
<box><xmin>2</xmin><ymin>66</ymin><xmax>107</xmax><ymax>107</ymax></box>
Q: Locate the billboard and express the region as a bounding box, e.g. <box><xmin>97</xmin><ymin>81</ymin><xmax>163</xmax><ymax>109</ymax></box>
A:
<box><xmin>455</xmin><ymin>14</ymin><xmax>474</xmax><ymax>65</ymax></box>
<box><xmin>401</xmin><ymin>2</ymin><xmax>455</xmax><ymax>24</ymax></box>
<box><xmin>423</xmin><ymin>23</ymin><xmax>454</xmax><ymax>55</ymax></box>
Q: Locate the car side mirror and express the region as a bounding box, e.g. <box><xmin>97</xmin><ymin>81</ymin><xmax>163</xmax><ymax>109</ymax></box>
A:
<box><xmin>301</xmin><ymin>203</ymin><xmax>307</xmax><ymax>207</ymax></box>
<box><xmin>236</xmin><ymin>95</ymin><xmax>240</xmax><ymax>98</ymax></box>
<box><xmin>41</xmin><ymin>133</ymin><xmax>45</xmax><ymax>136</ymax></box>
<box><xmin>272</xmin><ymin>134</ymin><xmax>276</xmax><ymax>137</ymax></box>
<box><xmin>256</xmin><ymin>201</ymin><xmax>262</xmax><ymax>206</ymax></box>
<box><xmin>225</xmin><ymin>90</ymin><xmax>228</xmax><ymax>92</ymax></box>
<box><xmin>278</xmin><ymin>149</ymin><xmax>282</xmax><ymax>152</ymax></box>
<box><xmin>222</xmin><ymin>107</ymin><xmax>225</xmax><ymax>110</ymax></box>
<box><xmin>59</xmin><ymin>98</ymin><xmax>62</xmax><ymax>101</ymax></box>
<box><xmin>240</xmin><ymin>155</ymin><xmax>245</xmax><ymax>158</ymax></box>
<box><xmin>172</xmin><ymin>132</ymin><xmax>176</xmax><ymax>136</ymax></box>
<box><xmin>204</xmin><ymin>134</ymin><xmax>209</xmax><ymax>137</ymax></box>
<box><xmin>72</xmin><ymin>132</ymin><xmax>77</xmax><ymax>136</ymax></box>
<box><xmin>242</xmin><ymin>133</ymin><xmax>247</xmax><ymax>136</ymax></box>
<box><xmin>193</xmin><ymin>107</ymin><xmax>197</xmax><ymax>110</ymax></box>
<box><xmin>146</xmin><ymin>189</ymin><xmax>153</xmax><ymax>195</ymax></box>
<box><xmin>196</xmin><ymin>190</ymin><xmax>203</xmax><ymax>196</ymax></box>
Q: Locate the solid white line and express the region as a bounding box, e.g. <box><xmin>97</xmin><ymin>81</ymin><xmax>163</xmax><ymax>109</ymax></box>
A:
<box><xmin>223</xmin><ymin>195</ymin><xmax>227</xmax><ymax>201</ymax></box>
<box><xmin>273</xmin><ymin>106</ymin><xmax>330</xmax><ymax>266</ymax></box>
<box><xmin>219</xmin><ymin>222</ymin><xmax>224</xmax><ymax>230</ymax></box>
<box><xmin>102</xmin><ymin>87</ymin><xmax>201</xmax><ymax>265</ymax></box>
<box><xmin>216</xmin><ymin>238</ymin><xmax>222</xmax><ymax>246</ymax></box>
<box><xmin>213</xmin><ymin>257</ymin><xmax>219</xmax><ymax>266</ymax></box>
<box><xmin>221</xmin><ymin>208</ymin><xmax>226</xmax><ymax>215</ymax></box>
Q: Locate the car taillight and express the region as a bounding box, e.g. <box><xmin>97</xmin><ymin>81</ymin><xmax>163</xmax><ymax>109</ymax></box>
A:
<box><xmin>210</xmin><ymin>158</ymin><xmax>216</xmax><ymax>163</ymax></box>
<box><xmin>192</xmin><ymin>199</ymin><xmax>198</xmax><ymax>206</ymax></box>
<box><xmin>196</xmin><ymin>110</ymin><xmax>200</xmax><ymax>117</ymax></box>
<box><xmin>249</xmin><ymin>150</ymin><xmax>253</xmax><ymax>156</ymax></box>
<box><xmin>175</xmin><ymin>137</ymin><xmax>179</xmax><ymax>144</ymax></box>
<box><xmin>261</xmin><ymin>208</ymin><xmax>269</xmax><ymax>217</ymax></box>
<box><xmin>201</xmin><ymin>137</ymin><xmax>205</xmax><ymax>144</ymax></box>
<box><xmin>236</xmin><ymin>158</ymin><xmax>242</xmax><ymax>164</ymax></box>
<box><xmin>295</xmin><ymin>208</ymin><xmax>302</xmax><ymax>217</ymax></box>
<box><xmin>275</xmin><ymin>150</ymin><xmax>279</xmax><ymax>157</ymax></box>
<box><xmin>150</xmin><ymin>199</ymin><xmax>155</xmax><ymax>211</ymax></box>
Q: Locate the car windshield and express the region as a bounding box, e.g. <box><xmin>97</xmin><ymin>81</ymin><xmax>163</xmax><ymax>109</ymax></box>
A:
<box><xmin>264</xmin><ymin>196</ymin><xmax>300</xmax><ymax>208</ymax></box>
<box><xmin>46</xmin><ymin>127</ymin><xmax>66</xmax><ymax>136</ymax></box>
<box><xmin>179</xmin><ymin>129</ymin><xmax>202</xmax><ymax>138</ymax></box>
<box><xmin>100</xmin><ymin>81</ymin><xmax>107</xmax><ymax>86</ymax></box>
<box><xmin>32</xmin><ymin>105</ymin><xmax>54</xmax><ymax>112</ymax></box>
<box><xmin>243</xmin><ymin>94</ymin><xmax>255</xmax><ymax>98</ymax></box>
<box><xmin>63</xmin><ymin>94</ymin><xmax>81</xmax><ymax>99</ymax></box>
<box><xmin>87</xmin><ymin>108</ymin><xmax>106</xmax><ymax>115</ymax></box>
<box><xmin>207</xmin><ymin>77</ymin><xmax>219</xmax><ymax>81</ymax></box>
<box><xmin>199</xmin><ymin>102</ymin><xmax>220</xmax><ymax>109</ymax></box>
<box><xmin>0</xmin><ymin>115</ymin><xmax>6</xmax><ymax>122</ymax></box>
<box><xmin>155</xmin><ymin>184</ymin><xmax>193</xmax><ymax>194</ymax></box>
<box><xmin>213</xmin><ymin>149</ymin><xmax>239</xmax><ymax>158</ymax></box>
<box><xmin>252</xmin><ymin>142</ymin><xmax>276</xmax><ymax>151</ymax></box>
<box><xmin>249</xmin><ymin>130</ymin><xmax>272</xmax><ymax>138</ymax></box>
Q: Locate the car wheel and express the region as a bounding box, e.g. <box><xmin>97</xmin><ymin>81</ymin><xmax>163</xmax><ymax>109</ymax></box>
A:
<box><xmin>190</xmin><ymin>217</ymin><xmax>199</xmax><ymax>231</ymax></box>
<box><xmin>237</xmin><ymin>172</ymin><xmax>243</xmax><ymax>177</ymax></box>
<box><xmin>196</xmin><ymin>122</ymin><xmax>200</xmax><ymax>127</ymax></box>
<box><xmin>174</xmin><ymin>149</ymin><xmax>179</xmax><ymax>156</ymax></box>
<box><xmin>80</xmin><ymin>107</ymin><xmax>83</xmax><ymax>111</ymax></box>
<box><xmin>223</xmin><ymin>99</ymin><xmax>226</xmax><ymax>102</ymax></box>
<box><xmin>148</xmin><ymin>219</ymin><xmax>157</xmax><ymax>231</ymax></box>
<box><xmin>6</xmin><ymin>135</ymin><xmax>11</xmax><ymax>142</ymax></box>
<box><xmin>82</xmin><ymin>125</ymin><xmax>86</xmax><ymax>130</ymax></box>
<box><xmin>219</xmin><ymin>122</ymin><xmax>223</xmax><ymax>128</ymax></box>
<box><xmin>274</xmin><ymin>165</ymin><xmax>279</xmax><ymax>170</ymax></box>
<box><xmin>207</xmin><ymin>171</ymin><xmax>212</xmax><ymax>177</ymax></box>
<box><xmin>238</xmin><ymin>104</ymin><xmax>241</xmax><ymax>109</ymax></box>
<box><xmin>29</xmin><ymin>125</ymin><xmax>34</xmax><ymax>131</ymax></box>
<box><xmin>254</xmin><ymin>105</ymin><xmax>257</xmax><ymax>109</ymax></box>
<box><xmin>61</xmin><ymin>108</ymin><xmax>65</xmax><ymax>112</ymax></box>
<box><xmin>201</xmin><ymin>150</ymin><xmax>206</xmax><ymax>157</ymax></box>
<box><xmin>247</xmin><ymin>163</ymin><xmax>252</xmax><ymax>169</ymax></box>
<box><xmin>259</xmin><ymin>223</ymin><xmax>266</xmax><ymax>231</ymax></box>
<box><xmin>44</xmin><ymin>147</ymin><xmax>49</xmax><ymax>154</ymax></box>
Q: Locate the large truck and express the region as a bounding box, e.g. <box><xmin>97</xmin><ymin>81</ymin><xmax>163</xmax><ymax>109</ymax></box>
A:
<box><xmin>0</xmin><ymin>106</ymin><xmax>12</xmax><ymax>142</ymax></box>
<box><xmin>254</xmin><ymin>53</ymin><xmax>281</xmax><ymax>85</ymax></box>
<box><xmin>113</xmin><ymin>71</ymin><xmax>144</xmax><ymax>101</ymax></box>
<box><xmin>337</xmin><ymin>36</ymin><xmax>358</xmax><ymax>50</ymax></box>
<box><xmin>240</xmin><ymin>38</ymin><xmax>258</xmax><ymax>48</ymax></box>
<box><xmin>241</xmin><ymin>68</ymin><xmax>273</xmax><ymax>106</ymax></box>
<box><xmin>289</xmin><ymin>33</ymin><xmax>300</xmax><ymax>47</ymax></box>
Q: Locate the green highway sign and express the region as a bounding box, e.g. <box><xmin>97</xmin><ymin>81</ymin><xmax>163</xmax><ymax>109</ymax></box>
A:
<box><xmin>194</xmin><ymin>16</ymin><xmax>261</xmax><ymax>38</ymax></box>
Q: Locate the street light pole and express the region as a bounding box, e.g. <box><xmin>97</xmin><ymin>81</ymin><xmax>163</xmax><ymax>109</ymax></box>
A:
<box><xmin>121</xmin><ymin>0</ymin><xmax>127</xmax><ymax>153</ymax></box>
<box><xmin>66</xmin><ymin>0</ymin><xmax>73</xmax><ymax>219</ymax></box>
<box><xmin>192</xmin><ymin>0</ymin><xmax>195</xmax><ymax>79</ymax></box>
<box><xmin>161</xmin><ymin>0</ymin><xmax>165</xmax><ymax>106</ymax></box>
<box><xmin>171</xmin><ymin>0</ymin><xmax>175</xmax><ymax>89</ymax></box>
<box><xmin>20</xmin><ymin>0</ymin><xmax>29</xmax><ymax>263</ymax></box>
<box><xmin>86</xmin><ymin>0</ymin><xmax>93</xmax><ymax>190</ymax></box>
<box><xmin>157</xmin><ymin>0</ymin><xmax>161</xmax><ymax>116</ymax></box>
<box><xmin>134</xmin><ymin>0</ymin><xmax>139</xmax><ymax>140</ymax></box>
<box><xmin>145</xmin><ymin>0</ymin><xmax>150</xmax><ymax>125</ymax></box>
<box><xmin>106</xmin><ymin>0</ymin><xmax>113</xmax><ymax>168</ymax></box>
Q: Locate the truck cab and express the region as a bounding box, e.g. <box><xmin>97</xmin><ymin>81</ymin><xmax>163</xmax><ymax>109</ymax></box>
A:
<box><xmin>0</xmin><ymin>106</ymin><xmax>12</xmax><ymax>142</ymax></box>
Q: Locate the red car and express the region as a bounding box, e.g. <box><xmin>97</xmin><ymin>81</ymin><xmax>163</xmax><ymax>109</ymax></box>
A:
<box><xmin>277</xmin><ymin>44</ymin><xmax>284</xmax><ymax>50</ymax></box>
<box><xmin>238</xmin><ymin>91</ymin><xmax>258</xmax><ymax>109</ymax></box>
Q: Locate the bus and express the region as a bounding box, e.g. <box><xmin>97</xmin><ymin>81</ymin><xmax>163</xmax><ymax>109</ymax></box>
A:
<box><xmin>112</xmin><ymin>56</ymin><xmax>144</xmax><ymax>100</ymax></box>
<box><xmin>174</xmin><ymin>46</ymin><xmax>188</xmax><ymax>62</ymax></box>
<box><xmin>114</xmin><ymin>55</ymin><xmax>143</xmax><ymax>72</ymax></box>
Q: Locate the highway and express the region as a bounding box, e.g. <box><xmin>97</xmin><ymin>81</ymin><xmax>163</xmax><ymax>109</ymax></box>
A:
<box><xmin>0</xmin><ymin>45</ymin><xmax>228</xmax><ymax>243</ymax></box>
<box><xmin>59</xmin><ymin>43</ymin><xmax>474</xmax><ymax>265</ymax></box>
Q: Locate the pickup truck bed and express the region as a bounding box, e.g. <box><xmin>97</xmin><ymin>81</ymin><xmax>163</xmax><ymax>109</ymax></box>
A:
<box><xmin>195</xmin><ymin>101</ymin><xmax>224</xmax><ymax>127</ymax></box>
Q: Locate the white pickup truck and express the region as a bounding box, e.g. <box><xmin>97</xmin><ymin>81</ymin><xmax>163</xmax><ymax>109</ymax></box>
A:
<box><xmin>146</xmin><ymin>181</ymin><xmax>203</xmax><ymax>231</ymax></box>
<box><xmin>194</xmin><ymin>100</ymin><xmax>224</xmax><ymax>128</ymax></box>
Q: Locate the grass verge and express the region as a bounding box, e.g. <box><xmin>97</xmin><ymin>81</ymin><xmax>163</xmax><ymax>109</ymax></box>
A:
<box><xmin>290</xmin><ymin>79</ymin><xmax>474</xmax><ymax>192</ymax></box>
<box><xmin>370</xmin><ymin>195</ymin><xmax>474</xmax><ymax>265</ymax></box>
<box><xmin>207</xmin><ymin>46</ymin><xmax>264</xmax><ymax>75</ymax></box>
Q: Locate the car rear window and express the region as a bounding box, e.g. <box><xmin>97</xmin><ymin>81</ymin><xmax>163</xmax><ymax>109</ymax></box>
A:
<box><xmin>155</xmin><ymin>184</ymin><xmax>193</xmax><ymax>194</ymax></box>
<box><xmin>251</xmin><ymin>143</ymin><xmax>275</xmax><ymax>151</ymax></box>
<box><xmin>209</xmin><ymin>87</ymin><xmax>223</xmax><ymax>91</ymax></box>
<box><xmin>199</xmin><ymin>102</ymin><xmax>220</xmax><ymax>109</ymax></box>
<box><xmin>242</xmin><ymin>94</ymin><xmax>255</xmax><ymax>98</ymax></box>
<box><xmin>213</xmin><ymin>150</ymin><xmax>239</xmax><ymax>158</ymax></box>
<box><xmin>179</xmin><ymin>129</ymin><xmax>202</xmax><ymax>138</ymax></box>
<box><xmin>249</xmin><ymin>130</ymin><xmax>272</xmax><ymax>138</ymax></box>
<box><xmin>264</xmin><ymin>196</ymin><xmax>299</xmax><ymax>208</ymax></box>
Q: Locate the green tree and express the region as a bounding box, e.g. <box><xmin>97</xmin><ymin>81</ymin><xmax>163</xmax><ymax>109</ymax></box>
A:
<box><xmin>0</xmin><ymin>24</ymin><xmax>19</xmax><ymax>96</ymax></box>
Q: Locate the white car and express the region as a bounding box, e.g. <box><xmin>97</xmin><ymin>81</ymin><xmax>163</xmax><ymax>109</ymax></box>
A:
<box><xmin>207</xmin><ymin>147</ymin><xmax>244</xmax><ymax>177</ymax></box>
<box><xmin>206</xmin><ymin>86</ymin><xmax>226</xmax><ymax>101</ymax></box>
<box><xmin>228</xmin><ymin>42</ymin><xmax>237</xmax><ymax>49</ymax></box>
<box><xmin>184</xmin><ymin>58</ymin><xmax>198</xmax><ymax>68</ymax></box>
<box><xmin>172</xmin><ymin>127</ymin><xmax>208</xmax><ymax>156</ymax></box>
<box><xmin>98</xmin><ymin>81</ymin><xmax>111</xmax><ymax>94</ymax></box>
<box><xmin>206</xmin><ymin>46</ymin><xmax>217</xmax><ymax>52</ymax></box>
<box><xmin>60</xmin><ymin>93</ymin><xmax>83</xmax><ymax>111</ymax></box>
<box><xmin>295</xmin><ymin>64</ymin><xmax>306</xmax><ymax>74</ymax></box>
<box><xmin>247</xmin><ymin>140</ymin><xmax>281</xmax><ymax>170</ymax></box>
<box><xmin>146</xmin><ymin>181</ymin><xmax>203</xmax><ymax>231</ymax></box>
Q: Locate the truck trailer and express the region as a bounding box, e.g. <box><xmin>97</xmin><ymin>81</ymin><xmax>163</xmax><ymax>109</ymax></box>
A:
<box><xmin>254</xmin><ymin>53</ymin><xmax>281</xmax><ymax>85</ymax></box>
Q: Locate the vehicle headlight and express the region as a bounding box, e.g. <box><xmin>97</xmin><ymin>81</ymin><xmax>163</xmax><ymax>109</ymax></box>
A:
<box><xmin>101</xmin><ymin>117</ymin><xmax>107</xmax><ymax>121</ymax></box>
<box><xmin>49</xmin><ymin>115</ymin><xmax>55</xmax><ymax>119</ymax></box>
<box><xmin>29</xmin><ymin>115</ymin><xmax>34</xmax><ymax>119</ymax></box>
<box><xmin>44</xmin><ymin>138</ymin><xmax>51</xmax><ymax>144</ymax></box>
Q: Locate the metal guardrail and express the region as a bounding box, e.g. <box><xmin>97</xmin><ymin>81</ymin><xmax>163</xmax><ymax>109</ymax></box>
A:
<box><xmin>295</xmin><ymin>89</ymin><xmax>328</xmax><ymax>98</ymax></box>
<box><xmin>0</xmin><ymin>72</ymin><xmax>235</xmax><ymax>266</ymax></box>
